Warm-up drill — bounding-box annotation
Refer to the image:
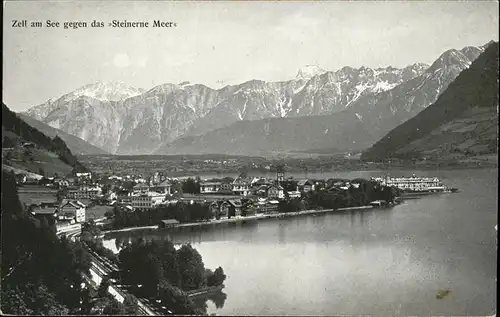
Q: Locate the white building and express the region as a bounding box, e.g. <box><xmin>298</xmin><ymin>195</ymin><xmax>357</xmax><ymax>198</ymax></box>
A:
<box><xmin>131</xmin><ymin>191</ymin><xmax>165</xmax><ymax>210</ymax></box>
<box><xmin>267</xmin><ymin>184</ymin><xmax>285</xmax><ymax>200</ymax></box>
<box><xmin>58</xmin><ymin>200</ymin><xmax>86</xmax><ymax>223</ymax></box>
<box><xmin>67</xmin><ymin>186</ymin><xmax>102</xmax><ymax>200</ymax></box>
<box><xmin>287</xmin><ymin>191</ymin><xmax>301</xmax><ymax>198</ymax></box>
<box><xmin>156</xmin><ymin>180</ymin><xmax>172</xmax><ymax>195</ymax></box>
<box><xmin>132</xmin><ymin>182</ymin><xmax>149</xmax><ymax>193</ymax></box>
<box><xmin>297</xmin><ymin>179</ymin><xmax>315</xmax><ymax>192</ymax></box>
<box><xmin>232</xmin><ymin>178</ymin><xmax>250</xmax><ymax>196</ymax></box>
<box><xmin>200</xmin><ymin>181</ymin><xmax>221</xmax><ymax>194</ymax></box>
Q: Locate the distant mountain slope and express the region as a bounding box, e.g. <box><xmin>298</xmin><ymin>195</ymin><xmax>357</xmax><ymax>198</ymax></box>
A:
<box><xmin>23</xmin><ymin>63</ymin><xmax>428</xmax><ymax>155</ymax></box>
<box><xmin>18</xmin><ymin>113</ymin><xmax>108</xmax><ymax>155</ymax></box>
<box><xmin>361</xmin><ymin>42</ymin><xmax>498</xmax><ymax>162</ymax></box>
<box><xmin>2</xmin><ymin>103</ymin><xmax>89</xmax><ymax>176</ymax></box>
<box><xmin>155</xmin><ymin>44</ymin><xmax>486</xmax><ymax>156</ymax></box>
<box><xmin>24</xmin><ymin>44</ymin><xmax>488</xmax><ymax>156</ymax></box>
<box><xmin>156</xmin><ymin>113</ymin><xmax>371</xmax><ymax>156</ymax></box>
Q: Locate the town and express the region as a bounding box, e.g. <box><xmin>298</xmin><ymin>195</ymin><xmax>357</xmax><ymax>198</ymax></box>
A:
<box><xmin>16</xmin><ymin>164</ymin><xmax>406</xmax><ymax>238</ymax></box>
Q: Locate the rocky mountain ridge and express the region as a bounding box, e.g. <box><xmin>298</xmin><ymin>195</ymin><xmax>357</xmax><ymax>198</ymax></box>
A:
<box><xmin>154</xmin><ymin>44</ymin><xmax>487</xmax><ymax>156</ymax></box>
<box><xmin>23</xmin><ymin>43</ymin><xmax>488</xmax><ymax>155</ymax></box>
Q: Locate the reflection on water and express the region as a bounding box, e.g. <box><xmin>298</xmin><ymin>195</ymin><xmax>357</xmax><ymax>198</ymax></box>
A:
<box><xmin>103</xmin><ymin>169</ymin><xmax>497</xmax><ymax>316</ymax></box>
<box><xmin>192</xmin><ymin>291</ymin><xmax>228</xmax><ymax>314</ymax></box>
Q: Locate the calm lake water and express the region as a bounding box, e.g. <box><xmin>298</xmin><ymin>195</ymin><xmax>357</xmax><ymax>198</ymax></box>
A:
<box><xmin>104</xmin><ymin>169</ymin><xmax>498</xmax><ymax>315</ymax></box>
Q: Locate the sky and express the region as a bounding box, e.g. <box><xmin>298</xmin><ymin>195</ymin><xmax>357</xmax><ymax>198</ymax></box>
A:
<box><xmin>3</xmin><ymin>0</ymin><xmax>499</xmax><ymax>111</ymax></box>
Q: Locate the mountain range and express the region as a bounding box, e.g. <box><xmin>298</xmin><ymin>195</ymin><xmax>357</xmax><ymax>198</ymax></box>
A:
<box><xmin>361</xmin><ymin>42</ymin><xmax>498</xmax><ymax>162</ymax></box>
<box><xmin>23</xmin><ymin>42</ymin><xmax>492</xmax><ymax>156</ymax></box>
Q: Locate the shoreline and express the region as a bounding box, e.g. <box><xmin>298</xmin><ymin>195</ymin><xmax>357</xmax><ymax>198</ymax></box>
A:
<box><xmin>102</xmin><ymin>205</ymin><xmax>376</xmax><ymax>235</ymax></box>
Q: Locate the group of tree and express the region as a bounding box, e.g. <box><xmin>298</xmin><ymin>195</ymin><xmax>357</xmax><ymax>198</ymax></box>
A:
<box><xmin>111</xmin><ymin>201</ymin><xmax>213</xmax><ymax>229</ymax></box>
<box><xmin>181</xmin><ymin>177</ymin><xmax>201</xmax><ymax>194</ymax></box>
<box><xmin>84</xmin><ymin>278</ymin><xmax>138</xmax><ymax>315</ymax></box>
<box><xmin>80</xmin><ymin>220</ymin><xmax>118</xmax><ymax>263</ymax></box>
<box><xmin>118</xmin><ymin>238</ymin><xmax>226</xmax><ymax>314</ymax></box>
<box><xmin>1</xmin><ymin>170</ymin><xmax>91</xmax><ymax>314</ymax></box>
<box><xmin>278</xmin><ymin>198</ymin><xmax>306</xmax><ymax>213</ymax></box>
<box><xmin>302</xmin><ymin>178</ymin><xmax>400</xmax><ymax>210</ymax></box>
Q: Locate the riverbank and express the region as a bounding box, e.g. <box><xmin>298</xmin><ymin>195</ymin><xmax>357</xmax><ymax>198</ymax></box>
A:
<box><xmin>102</xmin><ymin>205</ymin><xmax>376</xmax><ymax>235</ymax></box>
<box><xmin>175</xmin><ymin>205</ymin><xmax>375</xmax><ymax>229</ymax></box>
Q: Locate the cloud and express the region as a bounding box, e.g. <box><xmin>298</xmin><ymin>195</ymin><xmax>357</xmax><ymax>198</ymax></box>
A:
<box><xmin>113</xmin><ymin>53</ymin><xmax>130</xmax><ymax>68</ymax></box>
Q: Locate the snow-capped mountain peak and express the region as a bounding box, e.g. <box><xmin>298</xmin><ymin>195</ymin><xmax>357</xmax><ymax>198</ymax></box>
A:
<box><xmin>71</xmin><ymin>81</ymin><xmax>145</xmax><ymax>102</ymax></box>
<box><xmin>296</xmin><ymin>65</ymin><xmax>326</xmax><ymax>80</ymax></box>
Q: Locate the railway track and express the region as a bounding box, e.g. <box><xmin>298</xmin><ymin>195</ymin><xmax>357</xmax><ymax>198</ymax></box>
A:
<box><xmin>82</xmin><ymin>243</ymin><xmax>166</xmax><ymax>315</ymax></box>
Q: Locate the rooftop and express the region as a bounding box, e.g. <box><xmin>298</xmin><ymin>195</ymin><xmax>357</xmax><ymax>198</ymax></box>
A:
<box><xmin>161</xmin><ymin>219</ymin><xmax>180</xmax><ymax>225</ymax></box>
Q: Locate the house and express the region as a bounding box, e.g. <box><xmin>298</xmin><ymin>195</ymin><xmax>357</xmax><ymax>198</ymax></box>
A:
<box><xmin>287</xmin><ymin>191</ymin><xmax>301</xmax><ymax>199</ymax></box>
<box><xmin>254</xmin><ymin>185</ymin><xmax>269</xmax><ymax>197</ymax></box>
<box><xmin>155</xmin><ymin>180</ymin><xmax>172</xmax><ymax>195</ymax></box>
<box><xmin>152</xmin><ymin>172</ymin><xmax>167</xmax><ymax>185</ymax></box>
<box><xmin>219</xmin><ymin>182</ymin><xmax>233</xmax><ymax>194</ymax></box>
<box><xmin>116</xmin><ymin>189</ymin><xmax>132</xmax><ymax>203</ymax></box>
<box><xmin>327</xmin><ymin>179</ymin><xmax>347</xmax><ymax>188</ymax></box>
<box><xmin>261</xmin><ymin>200</ymin><xmax>279</xmax><ymax>214</ymax></box>
<box><xmin>67</xmin><ymin>186</ymin><xmax>102</xmax><ymax>200</ymax></box>
<box><xmin>251</xmin><ymin>177</ymin><xmax>272</xmax><ymax>187</ymax></box>
<box><xmin>209</xmin><ymin>201</ymin><xmax>224</xmax><ymax>219</ymax></box>
<box><xmin>297</xmin><ymin>179</ymin><xmax>315</xmax><ymax>193</ymax></box>
<box><xmin>58</xmin><ymin>200</ymin><xmax>86</xmax><ymax>223</ymax></box>
<box><xmin>210</xmin><ymin>199</ymin><xmax>242</xmax><ymax>219</ymax></box>
<box><xmin>225</xmin><ymin>200</ymin><xmax>242</xmax><ymax>218</ymax></box>
<box><xmin>54</xmin><ymin>178</ymin><xmax>69</xmax><ymax>188</ymax></box>
<box><xmin>200</xmin><ymin>181</ymin><xmax>222</xmax><ymax>194</ymax></box>
<box><xmin>31</xmin><ymin>204</ymin><xmax>58</xmax><ymax>217</ymax></box>
<box><xmin>31</xmin><ymin>204</ymin><xmax>58</xmax><ymax>226</ymax></box>
<box><xmin>76</xmin><ymin>172</ymin><xmax>91</xmax><ymax>178</ymax></box>
<box><xmin>159</xmin><ymin>219</ymin><xmax>180</xmax><ymax>229</ymax></box>
<box><xmin>370</xmin><ymin>200</ymin><xmax>387</xmax><ymax>207</ymax></box>
<box><xmin>133</xmin><ymin>182</ymin><xmax>150</xmax><ymax>193</ymax></box>
<box><xmin>232</xmin><ymin>178</ymin><xmax>250</xmax><ymax>196</ymax></box>
<box><xmin>267</xmin><ymin>184</ymin><xmax>285</xmax><ymax>200</ymax></box>
<box><xmin>131</xmin><ymin>191</ymin><xmax>165</xmax><ymax>210</ymax></box>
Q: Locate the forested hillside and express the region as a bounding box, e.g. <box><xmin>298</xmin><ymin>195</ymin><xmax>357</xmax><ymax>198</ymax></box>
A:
<box><xmin>2</xmin><ymin>103</ymin><xmax>88</xmax><ymax>175</ymax></box>
<box><xmin>361</xmin><ymin>42</ymin><xmax>498</xmax><ymax>162</ymax></box>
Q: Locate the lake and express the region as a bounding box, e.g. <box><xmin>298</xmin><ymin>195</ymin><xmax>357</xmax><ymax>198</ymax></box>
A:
<box><xmin>103</xmin><ymin>168</ymin><xmax>497</xmax><ymax>315</ymax></box>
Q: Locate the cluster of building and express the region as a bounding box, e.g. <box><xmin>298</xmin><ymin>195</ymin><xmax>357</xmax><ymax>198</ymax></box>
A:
<box><xmin>18</xmin><ymin>166</ymin><xmax>408</xmax><ymax>227</ymax></box>
<box><xmin>16</xmin><ymin>172</ymin><xmax>105</xmax><ymax>229</ymax></box>
<box><xmin>107</xmin><ymin>169</ymin><xmax>316</xmax><ymax>215</ymax></box>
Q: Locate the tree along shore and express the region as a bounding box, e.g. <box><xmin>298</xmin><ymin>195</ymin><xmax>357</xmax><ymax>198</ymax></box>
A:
<box><xmin>104</xmin><ymin>177</ymin><xmax>399</xmax><ymax>233</ymax></box>
<box><xmin>102</xmin><ymin>205</ymin><xmax>376</xmax><ymax>235</ymax></box>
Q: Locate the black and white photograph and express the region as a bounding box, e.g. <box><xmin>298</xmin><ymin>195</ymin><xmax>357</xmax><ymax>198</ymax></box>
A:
<box><xmin>1</xmin><ymin>0</ymin><xmax>498</xmax><ymax>315</ymax></box>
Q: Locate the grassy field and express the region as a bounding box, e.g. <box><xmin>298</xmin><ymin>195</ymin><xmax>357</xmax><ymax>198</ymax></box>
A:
<box><xmin>86</xmin><ymin>205</ymin><xmax>114</xmax><ymax>221</ymax></box>
<box><xmin>3</xmin><ymin>147</ymin><xmax>73</xmax><ymax>177</ymax></box>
